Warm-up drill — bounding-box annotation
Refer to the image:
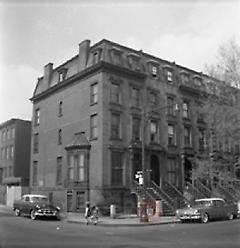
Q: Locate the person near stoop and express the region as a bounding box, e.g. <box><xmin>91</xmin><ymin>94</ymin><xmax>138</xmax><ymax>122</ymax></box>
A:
<box><xmin>90</xmin><ymin>205</ymin><xmax>99</xmax><ymax>225</ymax></box>
<box><xmin>85</xmin><ymin>202</ymin><xmax>91</xmax><ymax>225</ymax></box>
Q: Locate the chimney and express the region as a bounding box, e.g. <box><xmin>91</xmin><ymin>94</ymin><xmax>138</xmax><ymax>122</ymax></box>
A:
<box><xmin>43</xmin><ymin>63</ymin><xmax>53</xmax><ymax>89</ymax></box>
<box><xmin>78</xmin><ymin>40</ymin><xmax>90</xmax><ymax>72</ymax></box>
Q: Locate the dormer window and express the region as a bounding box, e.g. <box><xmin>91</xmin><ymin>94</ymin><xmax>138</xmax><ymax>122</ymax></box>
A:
<box><xmin>167</xmin><ymin>71</ymin><xmax>173</xmax><ymax>82</ymax></box>
<box><xmin>180</xmin><ymin>71</ymin><xmax>190</xmax><ymax>84</ymax></box>
<box><xmin>147</xmin><ymin>60</ymin><xmax>159</xmax><ymax>77</ymax></box>
<box><xmin>152</xmin><ymin>66</ymin><xmax>157</xmax><ymax>77</ymax></box>
<box><xmin>110</xmin><ymin>47</ymin><xmax>123</xmax><ymax>66</ymax></box>
<box><xmin>193</xmin><ymin>75</ymin><xmax>202</xmax><ymax>86</ymax></box>
<box><xmin>127</xmin><ymin>53</ymin><xmax>141</xmax><ymax>71</ymax></box>
<box><xmin>92</xmin><ymin>47</ymin><xmax>102</xmax><ymax>65</ymax></box>
<box><xmin>163</xmin><ymin>65</ymin><xmax>173</xmax><ymax>83</ymax></box>
<box><xmin>58</xmin><ymin>68</ymin><xmax>67</xmax><ymax>83</ymax></box>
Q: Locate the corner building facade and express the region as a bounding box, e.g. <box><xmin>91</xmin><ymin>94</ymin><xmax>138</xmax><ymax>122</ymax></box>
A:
<box><xmin>31</xmin><ymin>39</ymin><xmax>229</xmax><ymax>213</ymax></box>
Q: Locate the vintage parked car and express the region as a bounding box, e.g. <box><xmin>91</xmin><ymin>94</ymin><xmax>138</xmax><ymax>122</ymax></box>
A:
<box><xmin>176</xmin><ymin>197</ymin><xmax>238</xmax><ymax>223</ymax></box>
<box><xmin>13</xmin><ymin>194</ymin><xmax>61</xmax><ymax>220</ymax></box>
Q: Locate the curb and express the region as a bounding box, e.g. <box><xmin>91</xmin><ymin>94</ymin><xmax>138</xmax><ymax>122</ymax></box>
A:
<box><xmin>66</xmin><ymin>218</ymin><xmax>180</xmax><ymax>227</ymax></box>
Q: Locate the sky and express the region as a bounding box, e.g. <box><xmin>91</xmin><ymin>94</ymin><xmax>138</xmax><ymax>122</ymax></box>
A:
<box><xmin>0</xmin><ymin>0</ymin><xmax>240</xmax><ymax>123</ymax></box>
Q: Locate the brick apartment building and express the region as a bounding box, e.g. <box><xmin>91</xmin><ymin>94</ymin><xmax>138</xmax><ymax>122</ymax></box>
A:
<box><xmin>0</xmin><ymin>119</ymin><xmax>31</xmax><ymax>206</ymax></box>
<box><xmin>30</xmin><ymin>39</ymin><xmax>239</xmax><ymax>213</ymax></box>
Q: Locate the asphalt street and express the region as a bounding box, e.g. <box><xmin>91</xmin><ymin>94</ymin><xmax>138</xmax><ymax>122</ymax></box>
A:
<box><xmin>0</xmin><ymin>209</ymin><xmax>240</xmax><ymax>248</ymax></box>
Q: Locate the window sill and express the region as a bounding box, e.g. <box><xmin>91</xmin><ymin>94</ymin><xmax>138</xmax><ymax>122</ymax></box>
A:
<box><xmin>89</xmin><ymin>137</ymin><xmax>98</xmax><ymax>141</ymax></box>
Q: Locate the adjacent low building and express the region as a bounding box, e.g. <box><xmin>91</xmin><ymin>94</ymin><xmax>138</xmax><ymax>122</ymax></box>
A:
<box><xmin>0</xmin><ymin>119</ymin><xmax>31</xmax><ymax>206</ymax></box>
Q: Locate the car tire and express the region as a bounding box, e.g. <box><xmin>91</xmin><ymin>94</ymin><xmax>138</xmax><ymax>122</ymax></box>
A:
<box><xmin>201</xmin><ymin>213</ymin><xmax>209</xmax><ymax>223</ymax></box>
<box><xmin>14</xmin><ymin>209</ymin><xmax>21</xmax><ymax>216</ymax></box>
<box><xmin>227</xmin><ymin>213</ymin><xmax>234</xmax><ymax>220</ymax></box>
<box><xmin>30</xmin><ymin>210</ymin><xmax>37</xmax><ymax>220</ymax></box>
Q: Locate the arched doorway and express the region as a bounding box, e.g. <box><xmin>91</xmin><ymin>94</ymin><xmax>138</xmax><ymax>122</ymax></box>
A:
<box><xmin>150</xmin><ymin>155</ymin><xmax>160</xmax><ymax>185</ymax></box>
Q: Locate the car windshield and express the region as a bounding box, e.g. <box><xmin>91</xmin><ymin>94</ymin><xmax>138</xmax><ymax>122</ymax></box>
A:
<box><xmin>194</xmin><ymin>200</ymin><xmax>213</xmax><ymax>207</ymax></box>
<box><xmin>31</xmin><ymin>197</ymin><xmax>48</xmax><ymax>203</ymax></box>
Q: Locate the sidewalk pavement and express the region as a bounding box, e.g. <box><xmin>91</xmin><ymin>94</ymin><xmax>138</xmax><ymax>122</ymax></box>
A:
<box><xmin>0</xmin><ymin>205</ymin><xmax>179</xmax><ymax>226</ymax></box>
<box><xmin>66</xmin><ymin>212</ymin><xmax>180</xmax><ymax>227</ymax></box>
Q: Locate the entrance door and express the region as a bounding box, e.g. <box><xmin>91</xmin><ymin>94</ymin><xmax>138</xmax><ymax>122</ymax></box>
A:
<box><xmin>67</xmin><ymin>191</ymin><xmax>73</xmax><ymax>212</ymax></box>
<box><xmin>76</xmin><ymin>191</ymin><xmax>85</xmax><ymax>212</ymax></box>
<box><xmin>132</xmin><ymin>153</ymin><xmax>142</xmax><ymax>180</ymax></box>
<box><xmin>150</xmin><ymin>155</ymin><xmax>160</xmax><ymax>185</ymax></box>
<box><xmin>184</xmin><ymin>157</ymin><xmax>192</xmax><ymax>184</ymax></box>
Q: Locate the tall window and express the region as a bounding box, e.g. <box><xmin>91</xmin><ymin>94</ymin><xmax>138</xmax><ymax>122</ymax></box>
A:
<box><xmin>150</xmin><ymin>120</ymin><xmax>158</xmax><ymax>143</ymax></box>
<box><xmin>33</xmin><ymin>133</ymin><xmax>39</xmax><ymax>153</ymax></box>
<box><xmin>167</xmin><ymin>96</ymin><xmax>175</xmax><ymax>115</ymax></box>
<box><xmin>32</xmin><ymin>161</ymin><xmax>38</xmax><ymax>186</ymax></box>
<box><xmin>56</xmin><ymin>157</ymin><xmax>62</xmax><ymax>185</ymax></box>
<box><xmin>184</xmin><ymin>126</ymin><xmax>192</xmax><ymax>147</ymax></box>
<box><xmin>168</xmin><ymin>124</ymin><xmax>176</xmax><ymax>146</ymax></box>
<box><xmin>58</xmin><ymin>101</ymin><xmax>63</xmax><ymax>117</ymax></box>
<box><xmin>68</xmin><ymin>153</ymin><xmax>85</xmax><ymax>182</ymax></box>
<box><xmin>111</xmin><ymin>151</ymin><xmax>123</xmax><ymax>186</ymax></box>
<box><xmin>58</xmin><ymin>129</ymin><xmax>62</xmax><ymax>145</ymax></box>
<box><xmin>0</xmin><ymin>168</ymin><xmax>2</xmax><ymax>184</ymax></box>
<box><xmin>90</xmin><ymin>114</ymin><xmax>98</xmax><ymax>139</ymax></box>
<box><xmin>7</xmin><ymin>129</ymin><xmax>10</xmax><ymax>140</ymax></box>
<box><xmin>2</xmin><ymin>131</ymin><xmax>5</xmax><ymax>142</ymax></box>
<box><xmin>111</xmin><ymin>83</ymin><xmax>121</xmax><ymax>104</ymax></box>
<box><xmin>90</xmin><ymin>83</ymin><xmax>98</xmax><ymax>105</ymax></box>
<box><xmin>199</xmin><ymin>129</ymin><xmax>205</xmax><ymax>151</ymax></box>
<box><xmin>131</xmin><ymin>87</ymin><xmax>140</xmax><ymax>107</ymax></box>
<box><xmin>77</xmin><ymin>153</ymin><xmax>85</xmax><ymax>182</ymax></box>
<box><xmin>111</xmin><ymin>113</ymin><xmax>121</xmax><ymax>139</ymax></box>
<box><xmin>183</xmin><ymin>101</ymin><xmax>190</xmax><ymax>118</ymax></box>
<box><xmin>68</xmin><ymin>155</ymin><xmax>74</xmax><ymax>180</ymax></box>
<box><xmin>132</xmin><ymin>117</ymin><xmax>141</xmax><ymax>141</ymax></box>
<box><xmin>11</xmin><ymin>127</ymin><xmax>15</xmax><ymax>139</ymax></box>
<box><xmin>6</xmin><ymin>147</ymin><xmax>9</xmax><ymax>160</ymax></box>
<box><xmin>35</xmin><ymin>108</ymin><xmax>40</xmax><ymax>126</ymax></box>
<box><xmin>149</xmin><ymin>92</ymin><xmax>157</xmax><ymax>107</ymax></box>
<box><xmin>10</xmin><ymin>145</ymin><xmax>14</xmax><ymax>159</ymax></box>
<box><xmin>1</xmin><ymin>148</ymin><xmax>4</xmax><ymax>160</ymax></box>
<box><xmin>167</xmin><ymin>158</ymin><xmax>177</xmax><ymax>185</ymax></box>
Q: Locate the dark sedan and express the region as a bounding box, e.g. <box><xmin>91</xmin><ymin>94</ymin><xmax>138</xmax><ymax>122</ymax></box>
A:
<box><xmin>13</xmin><ymin>194</ymin><xmax>60</xmax><ymax>220</ymax></box>
<box><xmin>176</xmin><ymin>197</ymin><xmax>238</xmax><ymax>223</ymax></box>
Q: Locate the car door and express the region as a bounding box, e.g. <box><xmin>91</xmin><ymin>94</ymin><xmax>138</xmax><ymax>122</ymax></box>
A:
<box><xmin>208</xmin><ymin>200</ymin><xmax>219</xmax><ymax>219</ymax></box>
<box><xmin>214</xmin><ymin>200</ymin><xmax>225</xmax><ymax>219</ymax></box>
<box><xmin>22</xmin><ymin>196</ymin><xmax>30</xmax><ymax>214</ymax></box>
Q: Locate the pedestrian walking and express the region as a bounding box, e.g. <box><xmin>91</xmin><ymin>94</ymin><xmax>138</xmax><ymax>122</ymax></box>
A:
<box><xmin>90</xmin><ymin>205</ymin><xmax>99</xmax><ymax>225</ymax></box>
<box><xmin>85</xmin><ymin>202</ymin><xmax>91</xmax><ymax>225</ymax></box>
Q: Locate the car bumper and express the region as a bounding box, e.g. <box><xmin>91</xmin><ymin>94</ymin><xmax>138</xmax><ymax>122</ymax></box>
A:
<box><xmin>177</xmin><ymin>214</ymin><xmax>201</xmax><ymax>220</ymax></box>
<box><xmin>35</xmin><ymin>210</ymin><xmax>59</xmax><ymax>217</ymax></box>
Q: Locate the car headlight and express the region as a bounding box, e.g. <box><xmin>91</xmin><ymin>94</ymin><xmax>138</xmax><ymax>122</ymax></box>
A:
<box><xmin>56</xmin><ymin>206</ymin><xmax>60</xmax><ymax>211</ymax></box>
<box><xmin>193</xmin><ymin>210</ymin><xmax>199</xmax><ymax>214</ymax></box>
<box><xmin>35</xmin><ymin>205</ymin><xmax>40</xmax><ymax>209</ymax></box>
<box><xmin>176</xmin><ymin>210</ymin><xmax>179</xmax><ymax>215</ymax></box>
